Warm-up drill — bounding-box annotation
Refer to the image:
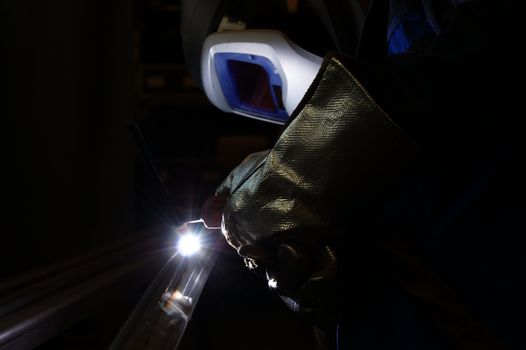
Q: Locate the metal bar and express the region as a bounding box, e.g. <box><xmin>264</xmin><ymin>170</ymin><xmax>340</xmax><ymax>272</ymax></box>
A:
<box><xmin>0</xmin><ymin>227</ymin><xmax>162</xmax><ymax>296</ymax></box>
<box><xmin>110</xmin><ymin>226</ymin><xmax>220</xmax><ymax>350</ymax></box>
<box><xmin>0</xmin><ymin>228</ymin><xmax>173</xmax><ymax>350</ymax></box>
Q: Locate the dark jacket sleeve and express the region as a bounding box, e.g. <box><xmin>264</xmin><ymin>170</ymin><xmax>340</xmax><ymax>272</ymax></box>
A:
<box><xmin>358</xmin><ymin>0</ymin><xmax>525</xmax><ymax>158</ymax></box>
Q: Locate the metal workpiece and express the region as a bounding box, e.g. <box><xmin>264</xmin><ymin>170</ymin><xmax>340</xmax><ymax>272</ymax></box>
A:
<box><xmin>110</xmin><ymin>224</ymin><xmax>220</xmax><ymax>350</ymax></box>
<box><xmin>0</xmin><ymin>230</ymin><xmax>171</xmax><ymax>350</ymax></box>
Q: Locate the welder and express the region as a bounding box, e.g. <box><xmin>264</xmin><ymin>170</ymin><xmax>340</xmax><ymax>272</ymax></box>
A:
<box><xmin>181</xmin><ymin>0</ymin><xmax>525</xmax><ymax>349</ymax></box>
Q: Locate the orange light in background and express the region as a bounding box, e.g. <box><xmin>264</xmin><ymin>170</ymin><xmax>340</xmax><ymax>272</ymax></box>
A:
<box><xmin>287</xmin><ymin>0</ymin><xmax>299</xmax><ymax>14</ymax></box>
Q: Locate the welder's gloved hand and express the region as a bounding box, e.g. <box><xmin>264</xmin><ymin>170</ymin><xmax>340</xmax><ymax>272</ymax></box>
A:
<box><xmin>200</xmin><ymin>195</ymin><xmax>227</xmax><ymax>229</ymax></box>
<box><xmin>214</xmin><ymin>54</ymin><xmax>421</xmax><ymax>329</ymax></box>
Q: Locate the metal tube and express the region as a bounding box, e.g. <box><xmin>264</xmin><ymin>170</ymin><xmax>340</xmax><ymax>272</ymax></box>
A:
<box><xmin>110</xmin><ymin>224</ymin><xmax>220</xmax><ymax>350</ymax></box>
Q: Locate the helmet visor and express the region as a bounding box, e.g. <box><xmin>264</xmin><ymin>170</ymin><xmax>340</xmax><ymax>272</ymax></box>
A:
<box><xmin>215</xmin><ymin>53</ymin><xmax>288</xmax><ymax>123</ymax></box>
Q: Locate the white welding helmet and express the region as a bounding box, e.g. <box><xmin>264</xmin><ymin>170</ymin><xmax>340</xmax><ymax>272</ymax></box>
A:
<box><xmin>181</xmin><ymin>0</ymin><xmax>363</xmax><ymax>124</ymax></box>
<box><xmin>201</xmin><ymin>29</ymin><xmax>322</xmax><ymax>124</ymax></box>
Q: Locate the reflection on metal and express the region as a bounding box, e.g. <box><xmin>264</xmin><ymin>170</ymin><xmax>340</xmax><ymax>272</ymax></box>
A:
<box><xmin>110</xmin><ymin>224</ymin><xmax>219</xmax><ymax>350</ymax></box>
<box><xmin>0</xmin><ymin>229</ymin><xmax>170</xmax><ymax>350</ymax></box>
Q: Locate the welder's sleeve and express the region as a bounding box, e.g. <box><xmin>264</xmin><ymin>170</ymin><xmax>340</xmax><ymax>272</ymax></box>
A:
<box><xmin>357</xmin><ymin>0</ymin><xmax>525</xmax><ymax>157</ymax></box>
<box><xmin>214</xmin><ymin>55</ymin><xmax>421</xmax><ymax>327</ymax></box>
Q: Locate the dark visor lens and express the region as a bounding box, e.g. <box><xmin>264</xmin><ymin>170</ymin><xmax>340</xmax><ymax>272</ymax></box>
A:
<box><xmin>227</xmin><ymin>60</ymin><xmax>276</xmax><ymax>112</ymax></box>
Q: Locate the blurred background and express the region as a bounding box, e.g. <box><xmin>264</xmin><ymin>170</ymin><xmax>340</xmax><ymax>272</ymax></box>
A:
<box><xmin>2</xmin><ymin>0</ymin><xmax>325</xmax><ymax>348</ymax></box>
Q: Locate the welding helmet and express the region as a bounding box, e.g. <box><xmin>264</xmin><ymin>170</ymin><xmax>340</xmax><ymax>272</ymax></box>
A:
<box><xmin>181</xmin><ymin>0</ymin><xmax>365</xmax><ymax>124</ymax></box>
<box><xmin>201</xmin><ymin>29</ymin><xmax>322</xmax><ymax>124</ymax></box>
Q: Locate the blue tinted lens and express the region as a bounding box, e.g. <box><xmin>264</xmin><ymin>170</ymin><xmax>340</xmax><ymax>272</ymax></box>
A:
<box><xmin>214</xmin><ymin>53</ymin><xmax>289</xmax><ymax>123</ymax></box>
<box><xmin>227</xmin><ymin>60</ymin><xmax>275</xmax><ymax>112</ymax></box>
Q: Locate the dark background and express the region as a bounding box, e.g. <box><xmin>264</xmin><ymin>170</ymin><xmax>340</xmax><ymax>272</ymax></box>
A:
<box><xmin>2</xmin><ymin>0</ymin><xmax>324</xmax><ymax>348</ymax></box>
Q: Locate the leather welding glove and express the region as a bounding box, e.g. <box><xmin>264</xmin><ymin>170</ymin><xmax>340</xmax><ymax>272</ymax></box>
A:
<box><xmin>210</xmin><ymin>54</ymin><xmax>420</xmax><ymax>329</ymax></box>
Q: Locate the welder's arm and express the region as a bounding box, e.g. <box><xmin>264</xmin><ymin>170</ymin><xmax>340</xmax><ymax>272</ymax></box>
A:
<box><xmin>357</xmin><ymin>0</ymin><xmax>524</xmax><ymax>157</ymax></box>
<box><xmin>203</xmin><ymin>55</ymin><xmax>421</xmax><ymax>329</ymax></box>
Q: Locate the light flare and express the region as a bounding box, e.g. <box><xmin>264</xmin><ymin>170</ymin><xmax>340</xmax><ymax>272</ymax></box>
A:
<box><xmin>177</xmin><ymin>233</ymin><xmax>201</xmax><ymax>256</ymax></box>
